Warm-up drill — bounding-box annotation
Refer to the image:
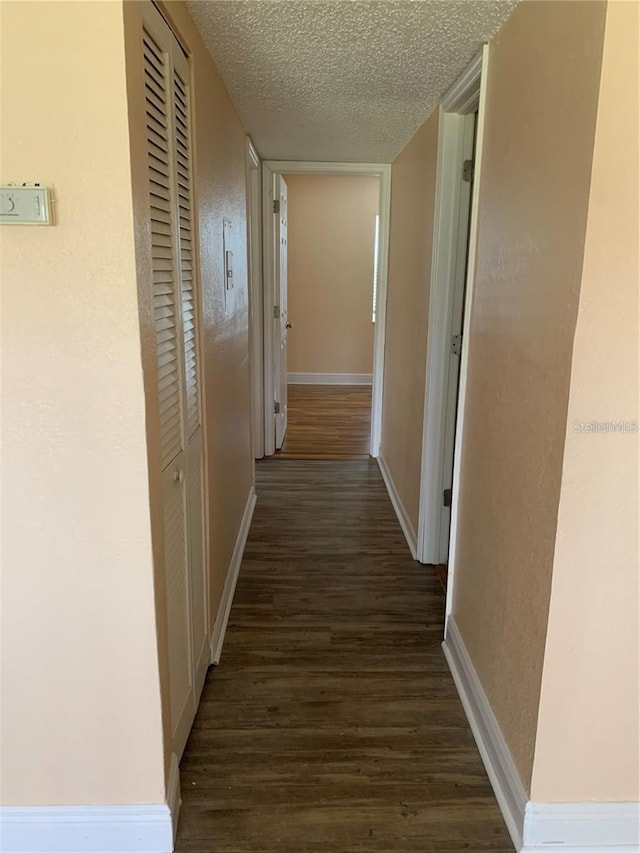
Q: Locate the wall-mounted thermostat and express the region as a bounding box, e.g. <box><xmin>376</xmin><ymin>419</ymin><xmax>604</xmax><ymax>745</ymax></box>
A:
<box><xmin>0</xmin><ymin>184</ymin><xmax>53</xmax><ymax>225</ymax></box>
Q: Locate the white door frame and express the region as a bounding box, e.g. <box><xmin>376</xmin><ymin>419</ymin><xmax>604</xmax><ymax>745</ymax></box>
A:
<box><xmin>417</xmin><ymin>48</ymin><xmax>489</xmax><ymax>573</ymax></box>
<box><xmin>245</xmin><ymin>138</ymin><xmax>263</xmax><ymax>465</ymax></box>
<box><xmin>261</xmin><ymin>161</ymin><xmax>392</xmax><ymax>458</ymax></box>
<box><xmin>273</xmin><ymin>174</ymin><xmax>289</xmax><ymax>450</ymax></box>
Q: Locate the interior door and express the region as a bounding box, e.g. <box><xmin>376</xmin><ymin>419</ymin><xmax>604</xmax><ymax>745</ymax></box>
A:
<box><xmin>439</xmin><ymin>111</ymin><xmax>477</xmax><ymax>562</ymax></box>
<box><xmin>143</xmin><ymin>10</ymin><xmax>194</xmax><ymax>758</ymax></box>
<box><xmin>274</xmin><ymin>174</ymin><xmax>288</xmax><ymax>449</ymax></box>
<box><xmin>143</xmin><ymin>2</ymin><xmax>207</xmax><ymax>761</ymax></box>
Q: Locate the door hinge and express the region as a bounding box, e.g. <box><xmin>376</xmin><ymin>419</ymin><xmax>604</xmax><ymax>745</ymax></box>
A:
<box><xmin>273</xmin><ymin>305</ymin><xmax>281</xmax><ymax>320</ymax></box>
<box><xmin>462</xmin><ymin>159</ymin><xmax>474</xmax><ymax>182</ymax></box>
<box><xmin>451</xmin><ymin>333</ymin><xmax>462</xmax><ymax>356</ymax></box>
<box><xmin>443</xmin><ymin>488</ymin><xmax>452</xmax><ymax>508</ymax></box>
<box><xmin>274</xmin><ymin>401</ymin><xmax>281</xmax><ymax>415</ymax></box>
<box><xmin>273</xmin><ymin>199</ymin><xmax>280</xmax><ymax>214</ymax></box>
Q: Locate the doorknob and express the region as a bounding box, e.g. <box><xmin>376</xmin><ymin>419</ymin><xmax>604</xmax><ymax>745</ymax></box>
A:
<box><xmin>286</xmin><ymin>322</ymin><xmax>293</xmax><ymax>329</ymax></box>
<box><xmin>173</xmin><ymin>469</ymin><xmax>184</xmax><ymax>484</ymax></box>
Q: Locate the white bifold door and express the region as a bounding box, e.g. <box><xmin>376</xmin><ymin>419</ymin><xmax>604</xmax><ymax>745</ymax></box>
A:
<box><xmin>142</xmin><ymin>3</ymin><xmax>208</xmax><ymax>760</ymax></box>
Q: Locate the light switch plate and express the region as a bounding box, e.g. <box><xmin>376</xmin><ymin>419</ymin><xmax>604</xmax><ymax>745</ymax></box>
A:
<box><xmin>223</xmin><ymin>219</ymin><xmax>234</xmax><ymax>314</ymax></box>
<box><xmin>0</xmin><ymin>184</ymin><xmax>53</xmax><ymax>225</ymax></box>
<box><xmin>225</xmin><ymin>250</ymin><xmax>234</xmax><ymax>290</ymax></box>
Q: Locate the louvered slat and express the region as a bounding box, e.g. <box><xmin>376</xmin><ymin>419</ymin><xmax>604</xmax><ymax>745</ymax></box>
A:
<box><xmin>173</xmin><ymin>67</ymin><xmax>200</xmax><ymax>439</ymax></box>
<box><xmin>144</xmin><ymin>25</ymin><xmax>183</xmax><ymax>470</ymax></box>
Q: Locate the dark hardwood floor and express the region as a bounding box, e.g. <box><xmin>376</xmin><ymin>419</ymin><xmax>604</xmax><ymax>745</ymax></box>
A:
<box><xmin>434</xmin><ymin>562</ymin><xmax>448</xmax><ymax>594</ymax></box>
<box><xmin>278</xmin><ymin>384</ymin><xmax>372</xmax><ymax>459</ymax></box>
<box><xmin>175</xmin><ymin>460</ymin><xmax>512</xmax><ymax>852</ymax></box>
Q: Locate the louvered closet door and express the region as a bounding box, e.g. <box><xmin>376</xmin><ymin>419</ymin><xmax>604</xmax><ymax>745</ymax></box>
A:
<box><xmin>142</xmin><ymin>3</ymin><xmax>205</xmax><ymax>760</ymax></box>
<box><xmin>172</xmin><ymin>47</ymin><xmax>208</xmax><ymax>708</ymax></box>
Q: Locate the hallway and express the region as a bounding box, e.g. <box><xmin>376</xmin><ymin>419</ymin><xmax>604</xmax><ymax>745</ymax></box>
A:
<box><xmin>175</xmin><ymin>460</ymin><xmax>512</xmax><ymax>852</ymax></box>
<box><xmin>278</xmin><ymin>385</ymin><xmax>372</xmax><ymax>460</ymax></box>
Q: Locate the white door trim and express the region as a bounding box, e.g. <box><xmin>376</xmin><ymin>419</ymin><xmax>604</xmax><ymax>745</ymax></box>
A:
<box><xmin>273</xmin><ymin>174</ymin><xmax>289</xmax><ymax>449</ymax></box>
<box><xmin>416</xmin><ymin>49</ymin><xmax>487</xmax><ymax>573</ymax></box>
<box><xmin>443</xmin><ymin>46</ymin><xmax>490</xmax><ymax>617</ymax></box>
<box><xmin>260</xmin><ymin>161</ymin><xmax>392</xmax><ymax>458</ymax></box>
<box><xmin>261</xmin><ymin>163</ymin><xmax>277</xmax><ymax>457</ymax></box>
<box><xmin>245</xmin><ymin>138</ymin><xmax>263</xmax><ymax>464</ymax></box>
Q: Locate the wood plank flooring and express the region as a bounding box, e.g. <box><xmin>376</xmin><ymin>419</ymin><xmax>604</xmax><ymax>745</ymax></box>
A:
<box><xmin>434</xmin><ymin>563</ymin><xmax>448</xmax><ymax>594</ymax></box>
<box><xmin>278</xmin><ymin>385</ymin><xmax>372</xmax><ymax>459</ymax></box>
<box><xmin>175</xmin><ymin>460</ymin><xmax>512</xmax><ymax>852</ymax></box>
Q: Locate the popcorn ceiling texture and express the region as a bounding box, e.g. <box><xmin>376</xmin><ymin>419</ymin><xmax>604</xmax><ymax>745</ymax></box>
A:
<box><xmin>186</xmin><ymin>0</ymin><xmax>518</xmax><ymax>162</ymax></box>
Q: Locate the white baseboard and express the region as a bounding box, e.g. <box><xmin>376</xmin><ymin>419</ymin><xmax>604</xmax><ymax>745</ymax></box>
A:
<box><xmin>376</xmin><ymin>455</ymin><xmax>418</xmax><ymax>559</ymax></box>
<box><xmin>209</xmin><ymin>487</ymin><xmax>256</xmax><ymax>665</ymax></box>
<box><xmin>0</xmin><ymin>805</ymin><xmax>173</xmax><ymax>853</ymax></box>
<box><xmin>0</xmin><ymin>489</ymin><xmax>259</xmax><ymax>853</ymax></box>
<box><xmin>523</xmin><ymin>802</ymin><xmax>640</xmax><ymax>851</ymax></box>
<box><xmin>167</xmin><ymin>752</ymin><xmax>181</xmax><ymax>843</ymax></box>
<box><xmin>443</xmin><ymin>616</ymin><xmax>640</xmax><ymax>852</ymax></box>
<box><xmin>443</xmin><ymin>616</ymin><xmax>527</xmax><ymax>850</ymax></box>
<box><xmin>288</xmin><ymin>372</ymin><xmax>372</xmax><ymax>385</ymax></box>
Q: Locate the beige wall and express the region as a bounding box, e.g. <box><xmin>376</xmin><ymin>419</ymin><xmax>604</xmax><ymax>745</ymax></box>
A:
<box><xmin>531</xmin><ymin>0</ymin><xmax>639</xmax><ymax>803</ymax></box>
<box><xmin>450</xmin><ymin>0</ymin><xmax>607</xmax><ymax>789</ymax></box>
<box><xmin>285</xmin><ymin>174</ymin><xmax>378</xmax><ymax>376</ymax></box>
<box><xmin>1</xmin><ymin>0</ymin><xmax>254</xmax><ymax>806</ymax></box>
<box><xmin>0</xmin><ymin>1</ymin><xmax>165</xmax><ymax>805</ymax></box>
<box><xmin>380</xmin><ymin>110</ymin><xmax>439</xmax><ymax>535</ymax></box>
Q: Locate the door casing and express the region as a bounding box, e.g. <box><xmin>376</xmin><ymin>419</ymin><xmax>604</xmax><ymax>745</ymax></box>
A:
<box><xmin>273</xmin><ymin>174</ymin><xmax>289</xmax><ymax>449</ymax></box>
<box><xmin>245</xmin><ymin>138</ymin><xmax>263</xmax><ymax>466</ymax></box>
<box><xmin>416</xmin><ymin>48</ymin><xmax>489</xmax><ymax>616</ymax></box>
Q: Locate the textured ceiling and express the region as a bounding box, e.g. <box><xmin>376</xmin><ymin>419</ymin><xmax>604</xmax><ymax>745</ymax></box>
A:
<box><xmin>187</xmin><ymin>1</ymin><xmax>518</xmax><ymax>163</ymax></box>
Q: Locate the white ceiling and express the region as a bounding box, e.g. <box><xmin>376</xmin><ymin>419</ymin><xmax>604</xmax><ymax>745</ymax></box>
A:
<box><xmin>187</xmin><ymin>0</ymin><xmax>517</xmax><ymax>163</ymax></box>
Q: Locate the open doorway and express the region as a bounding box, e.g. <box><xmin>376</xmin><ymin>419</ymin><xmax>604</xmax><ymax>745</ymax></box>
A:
<box><xmin>258</xmin><ymin>162</ymin><xmax>391</xmax><ymax>460</ymax></box>
<box><xmin>278</xmin><ymin>172</ymin><xmax>380</xmax><ymax>459</ymax></box>
<box><xmin>416</xmin><ymin>50</ymin><xmax>487</xmax><ymax>600</ymax></box>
